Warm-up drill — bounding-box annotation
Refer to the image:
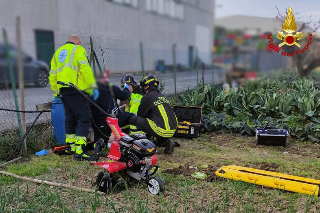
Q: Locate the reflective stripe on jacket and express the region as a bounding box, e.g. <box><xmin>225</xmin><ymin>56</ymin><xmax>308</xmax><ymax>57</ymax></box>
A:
<box><xmin>124</xmin><ymin>92</ymin><xmax>143</xmax><ymax>135</ymax></box>
<box><xmin>49</xmin><ymin>43</ymin><xmax>97</xmax><ymax>96</ymax></box>
<box><xmin>129</xmin><ymin>93</ymin><xmax>143</xmax><ymax>115</ymax></box>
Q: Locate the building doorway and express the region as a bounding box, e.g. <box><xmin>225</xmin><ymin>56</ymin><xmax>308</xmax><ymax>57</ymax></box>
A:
<box><xmin>35</xmin><ymin>30</ymin><xmax>55</xmax><ymax>67</ymax></box>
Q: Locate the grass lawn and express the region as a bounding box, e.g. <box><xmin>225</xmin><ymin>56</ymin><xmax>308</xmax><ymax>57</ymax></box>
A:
<box><xmin>0</xmin><ymin>133</ymin><xmax>320</xmax><ymax>212</ymax></box>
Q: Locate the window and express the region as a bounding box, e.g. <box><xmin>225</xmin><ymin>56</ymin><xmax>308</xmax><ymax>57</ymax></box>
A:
<box><xmin>9</xmin><ymin>49</ymin><xmax>18</xmax><ymax>58</ymax></box>
<box><xmin>169</xmin><ymin>1</ymin><xmax>175</xmax><ymax>18</ymax></box>
<box><xmin>131</xmin><ymin>0</ymin><xmax>138</xmax><ymax>7</ymax></box>
<box><xmin>164</xmin><ymin>0</ymin><xmax>170</xmax><ymax>16</ymax></box>
<box><xmin>151</xmin><ymin>0</ymin><xmax>157</xmax><ymax>12</ymax></box>
<box><xmin>158</xmin><ymin>0</ymin><xmax>164</xmax><ymax>15</ymax></box>
<box><xmin>0</xmin><ymin>47</ymin><xmax>19</xmax><ymax>59</ymax></box>
<box><xmin>108</xmin><ymin>0</ymin><xmax>138</xmax><ymax>8</ymax></box>
<box><xmin>146</xmin><ymin>0</ymin><xmax>151</xmax><ymax>10</ymax></box>
<box><xmin>176</xmin><ymin>4</ymin><xmax>184</xmax><ymax>20</ymax></box>
<box><xmin>146</xmin><ymin>0</ymin><xmax>184</xmax><ymax>20</ymax></box>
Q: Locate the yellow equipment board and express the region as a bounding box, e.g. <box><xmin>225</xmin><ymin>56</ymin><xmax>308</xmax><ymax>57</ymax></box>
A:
<box><xmin>215</xmin><ymin>165</ymin><xmax>320</xmax><ymax>197</ymax></box>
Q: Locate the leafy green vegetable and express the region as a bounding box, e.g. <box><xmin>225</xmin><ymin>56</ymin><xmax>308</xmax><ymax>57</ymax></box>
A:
<box><xmin>176</xmin><ymin>71</ymin><xmax>320</xmax><ymax>141</ymax></box>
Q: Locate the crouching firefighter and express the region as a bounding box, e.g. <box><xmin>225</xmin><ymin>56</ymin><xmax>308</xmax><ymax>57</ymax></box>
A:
<box><xmin>129</xmin><ymin>75</ymin><xmax>178</xmax><ymax>154</ymax></box>
<box><xmin>49</xmin><ymin>35</ymin><xmax>99</xmax><ymax>161</ymax></box>
<box><xmin>120</xmin><ymin>74</ymin><xmax>144</xmax><ymax>135</ymax></box>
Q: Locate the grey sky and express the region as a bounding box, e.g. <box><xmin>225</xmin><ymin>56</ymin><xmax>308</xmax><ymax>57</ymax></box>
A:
<box><xmin>215</xmin><ymin>0</ymin><xmax>320</xmax><ymax>24</ymax></box>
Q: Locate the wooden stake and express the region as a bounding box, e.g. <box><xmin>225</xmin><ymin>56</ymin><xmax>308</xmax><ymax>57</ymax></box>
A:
<box><xmin>16</xmin><ymin>16</ymin><xmax>27</xmax><ymax>155</ymax></box>
<box><xmin>0</xmin><ymin>157</ymin><xmax>23</xmax><ymax>168</ymax></box>
<box><xmin>0</xmin><ymin>170</ymin><xmax>105</xmax><ymax>195</ymax></box>
<box><xmin>3</xmin><ymin>28</ymin><xmax>25</xmax><ymax>156</ymax></box>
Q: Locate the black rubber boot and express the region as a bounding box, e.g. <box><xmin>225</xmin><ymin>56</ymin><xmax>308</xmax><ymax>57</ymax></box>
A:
<box><xmin>168</xmin><ymin>139</ymin><xmax>180</xmax><ymax>147</ymax></box>
<box><xmin>64</xmin><ymin>142</ymin><xmax>76</xmax><ymax>155</ymax></box>
<box><xmin>74</xmin><ymin>152</ymin><xmax>97</xmax><ymax>161</ymax></box>
<box><xmin>94</xmin><ymin>138</ymin><xmax>105</xmax><ymax>155</ymax></box>
<box><xmin>164</xmin><ymin>139</ymin><xmax>175</xmax><ymax>155</ymax></box>
<box><xmin>74</xmin><ymin>144</ymin><xmax>97</xmax><ymax>161</ymax></box>
<box><xmin>153</xmin><ymin>137</ymin><xmax>166</xmax><ymax>147</ymax></box>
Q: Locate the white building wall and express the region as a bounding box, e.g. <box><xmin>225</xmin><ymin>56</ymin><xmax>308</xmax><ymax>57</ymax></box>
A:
<box><xmin>0</xmin><ymin>0</ymin><xmax>59</xmax><ymax>58</ymax></box>
<box><xmin>0</xmin><ymin>0</ymin><xmax>214</xmax><ymax>71</ymax></box>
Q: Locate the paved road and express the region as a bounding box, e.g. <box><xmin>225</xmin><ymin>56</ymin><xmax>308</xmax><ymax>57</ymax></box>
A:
<box><xmin>0</xmin><ymin>69</ymin><xmax>225</xmax><ymax>131</ymax></box>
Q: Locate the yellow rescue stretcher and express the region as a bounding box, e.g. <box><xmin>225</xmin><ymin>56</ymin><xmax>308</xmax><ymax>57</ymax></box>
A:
<box><xmin>215</xmin><ymin>165</ymin><xmax>320</xmax><ymax>197</ymax></box>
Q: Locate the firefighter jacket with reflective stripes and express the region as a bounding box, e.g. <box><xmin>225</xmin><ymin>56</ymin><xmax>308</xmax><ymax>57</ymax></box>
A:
<box><xmin>137</xmin><ymin>87</ymin><xmax>177</xmax><ymax>137</ymax></box>
<box><xmin>49</xmin><ymin>42</ymin><xmax>97</xmax><ymax>96</ymax></box>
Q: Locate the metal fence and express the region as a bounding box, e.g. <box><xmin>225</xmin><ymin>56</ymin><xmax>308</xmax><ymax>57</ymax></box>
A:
<box><xmin>0</xmin><ymin>29</ymin><xmax>221</xmax><ymax>160</ymax></box>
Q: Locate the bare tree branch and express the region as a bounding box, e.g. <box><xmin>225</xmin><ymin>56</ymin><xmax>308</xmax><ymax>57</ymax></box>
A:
<box><xmin>298</xmin><ymin>23</ymin><xmax>306</xmax><ymax>32</ymax></box>
<box><xmin>275</xmin><ymin>6</ymin><xmax>320</xmax><ymax>77</ymax></box>
<box><xmin>300</xmin><ymin>59</ymin><xmax>320</xmax><ymax>77</ymax></box>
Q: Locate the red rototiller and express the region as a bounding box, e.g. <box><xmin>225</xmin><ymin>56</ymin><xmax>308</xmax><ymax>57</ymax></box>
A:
<box><xmin>56</xmin><ymin>81</ymin><xmax>164</xmax><ymax>195</ymax></box>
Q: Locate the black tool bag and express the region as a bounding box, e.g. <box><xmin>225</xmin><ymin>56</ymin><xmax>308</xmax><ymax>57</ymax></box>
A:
<box><xmin>173</xmin><ymin>106</ymin><xmax>202</xmax><ymax>138</ymax></box>
<box><xmin>256</xmin><ymin>128</ymin><xmax>288</xmax><ymax>147</ymax></box>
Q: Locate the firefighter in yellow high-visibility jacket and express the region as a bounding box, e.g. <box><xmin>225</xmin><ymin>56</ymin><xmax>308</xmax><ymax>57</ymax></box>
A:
<box><xmin>49</xmin><ymin>35</ymin><xmax>98</xmax><ymax>161</ymax></box>
<box><xmin>120</xmin><ymin>74</ymin><xmax>144</xmax><ymax>135</ymax></box>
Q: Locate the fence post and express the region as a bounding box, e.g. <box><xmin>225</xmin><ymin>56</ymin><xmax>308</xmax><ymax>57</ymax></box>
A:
<box><xmin>89</xmin><ymin>36</ymin><xmax>97</xmax><ymax>76</ymax></box>
<box><xmin>202</xmin><ymin>63</ymin><xmax>205</xmax><ymax>90</ymax></box>
<box><xmin>16</xmin><ymin>17</ymin><xmax>27</xmax><ymax>155</ymax></box>
<box><xmin>140</xmin><ymin>41</ymin><xmax>145</xmax><ymax>77</ymax></box>
<box><xmin>89</xmin><ymin>36</ymin><xmax>93</xmax><ymax>65</ymax></box>
<box><xmin>3</xmin><ymin>28</ymin><xmax>26</xmax><ymax>157</ymax></box>
<box><xmin>92</xmin><ymin>53</ymin><xmax>96</xmax><ymax>76</ymax></box>
<box><xmin>195</xmin><ymin>47</ymin><xmax>199</xmax><ymax>86</ymax></box>
<box><xmin>172</xmin><ymin>44</ymin><xmax>177</xmax><ymax>95</ymax></box>
<box><xmin>211</xmin><ymin>50</ymin><xmax>215</xmax><ymax>85</ymax></box>
<box><xmin>93</xmin><ymin>51</ymin><xmax>103</xmax><ymax>76</ymax></box>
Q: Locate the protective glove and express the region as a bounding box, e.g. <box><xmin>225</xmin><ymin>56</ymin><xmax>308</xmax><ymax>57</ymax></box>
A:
<box><xmin>123</xmin><ymin>83</ymin><xmax>130</xmax><ymax>91</ymax></box>
<box><xmin>125</xmin><ymin>112</ymin><xmax>136</xmax><ymax>124</ymax></box>
<box><xmin>93</xmin><ymin>89</ymin><xmax>99</xmax><ymax>101</ymax></box>
<box><xmin>125</xmin><ymin>112</ymin><xmax>135</xmax><ymax>119</ymax></box>
<box><xmin>35</xmin><ymin>149</ymin><xmax>48</xmax><ymax>156</ymax></box>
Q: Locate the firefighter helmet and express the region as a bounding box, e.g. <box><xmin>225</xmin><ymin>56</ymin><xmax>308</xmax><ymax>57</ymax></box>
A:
<box><xmin>140</xmin><ymin>75</ymin><xmax>159</xmax><ymax>93</ymax></box>
<box><xmin>140</xmin><ymin>75</ymin><xmax>159</xmax><ymax>88</ymax></box>
<box><xmin>121</xmin><ymin>74</ymin><xmax>137</xmax><ymax>87</ymax></box>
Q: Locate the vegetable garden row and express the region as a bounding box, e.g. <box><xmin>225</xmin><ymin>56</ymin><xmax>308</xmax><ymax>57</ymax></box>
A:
<box><xmin>177</xmin><ymin>71</ymin><xmax>320</xmax><ymax>142</ymax></box>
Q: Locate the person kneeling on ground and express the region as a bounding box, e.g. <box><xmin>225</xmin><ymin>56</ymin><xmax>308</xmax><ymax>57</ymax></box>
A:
<box><xmin>91</xmin><ymin>77</ymin><xmax>132</xmax><ymax>154</ymax></box>
<box><xmin>119</xmin><ymin>74</ymin><xmax>144</xmax><ymax>135</ymax></box>
<box><xmin>128</xmin><ymin>75</ymin><xmax>178</xmax><ymax>154</ymax></box>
